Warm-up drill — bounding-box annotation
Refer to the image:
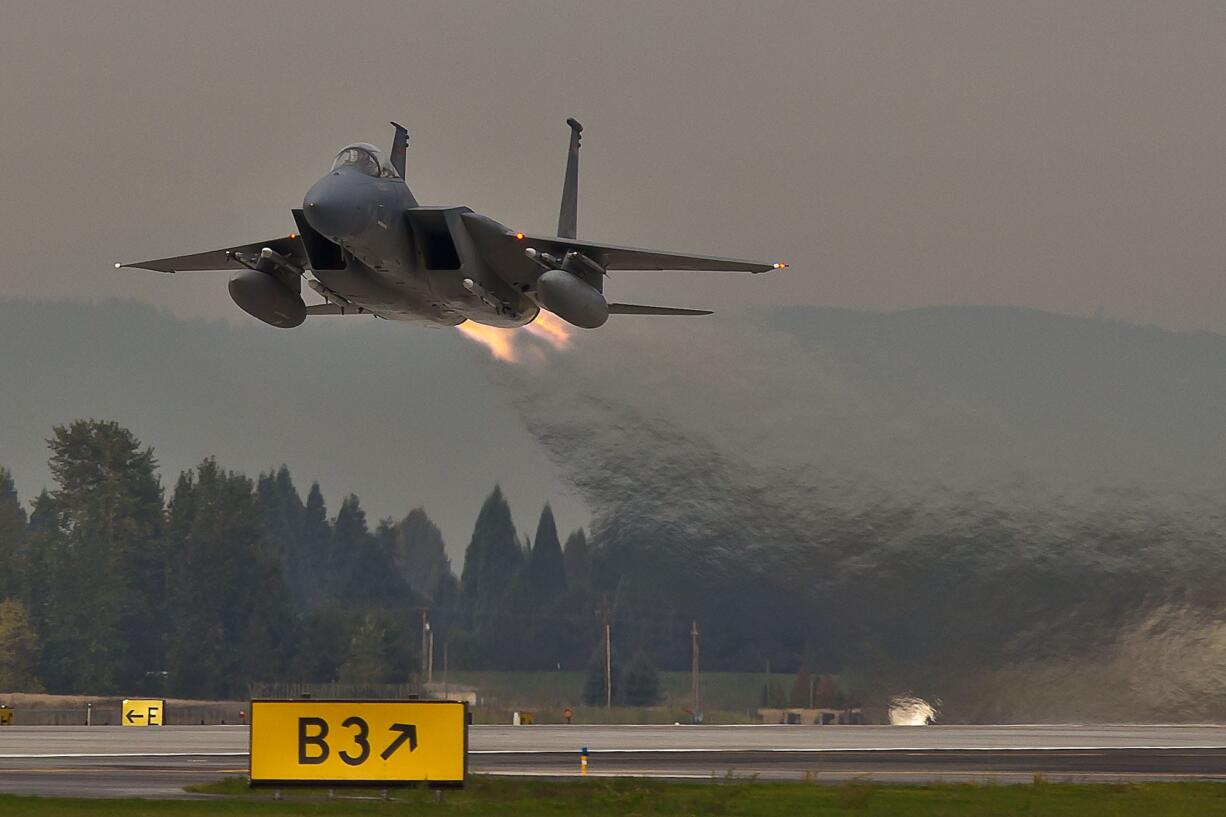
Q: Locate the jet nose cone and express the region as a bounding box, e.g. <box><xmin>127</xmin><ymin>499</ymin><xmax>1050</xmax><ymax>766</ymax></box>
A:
<box><xmin>303</xmin><ymin>173</ymin><xmax>370</xmax><ymax>239</ymax></box>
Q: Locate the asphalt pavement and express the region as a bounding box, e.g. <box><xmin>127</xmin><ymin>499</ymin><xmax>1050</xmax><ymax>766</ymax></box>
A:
<box><xmin>1</xmin><ymin>724</ymin><xmax>1225</xmax><ymax>796</ymax></box>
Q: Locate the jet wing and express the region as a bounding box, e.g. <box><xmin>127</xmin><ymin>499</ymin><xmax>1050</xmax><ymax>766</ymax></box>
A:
<box><xmin>517</xmin><ymin>232</ymin><xmax>782</xmax><ymax>273</ymax></box>
<box><xmin>117</xmin><ymin>235</ymin><xmax>307</xmax><ymax>273</ymax></box>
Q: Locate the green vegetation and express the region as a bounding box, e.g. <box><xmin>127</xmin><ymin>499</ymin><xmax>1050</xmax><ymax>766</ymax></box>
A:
<box><xmin>0</xmin><ymin>421</ymin><xmax>854</xmax><ymax>707</ymax></box>
<box><xmin>0</xmin><ymin>777</ymin><xmax>1224</xmax><ymax>816</ymax></box>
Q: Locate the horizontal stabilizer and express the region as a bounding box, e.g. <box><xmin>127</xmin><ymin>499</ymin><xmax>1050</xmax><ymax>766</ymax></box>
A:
<box><xmin>608</xmin><ymin>303</ymin><xmax>713</xmax><ymax>316</ymax></box>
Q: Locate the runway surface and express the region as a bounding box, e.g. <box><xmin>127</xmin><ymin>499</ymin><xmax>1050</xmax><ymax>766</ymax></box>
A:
<box><xmin>1</xmin><ymin>724</ymin><xmax>1226</xmax><ymax>796</ymax></box>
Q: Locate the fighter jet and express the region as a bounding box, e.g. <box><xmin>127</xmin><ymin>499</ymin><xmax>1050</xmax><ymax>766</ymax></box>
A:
<box><xmin>119</xmin><ymin>120</ymin><xmax>783</xmax><ymax>330</ymax></box>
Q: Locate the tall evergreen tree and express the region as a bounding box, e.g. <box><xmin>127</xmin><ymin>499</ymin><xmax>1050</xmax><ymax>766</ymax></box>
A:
<box><xmin>329</xmin><ymin>495</ymin><xmax>411</xmax><ymax>609</ymax></box>
<box><xmin>39</xmin><ymin>421</ymin><xmax>164</xmax><ymax>693</ymax></box>
<box><xmin>515</xmin><ymin>505</ymin><xmax>571</xmax><ymax>669</ymax></box>
<box><xmin>0</xmin><ymin>468</ymin><xmax>27</xmax><ymax>600</ymax></box>
<box><xmin>388</xmin><ymin>508</ymin><xmax>453</xmax><ymax>603</ymax></box>
<box><xmin>563</xmin><ymin>529</ymin><xmax>591</xmax><ymax>591</ymax></box>
<box><xmin>299</xmin><ymin>483</ymin><xmax>332</xmax><ymax>607</ymax></box>
<box><xmin>622</xmin><ymin>649</ymin><xmax>661</xmax><ymax>707</ymax></box>
<box><xmin>460</xmin><ymin>486</ymin><xmax>523</xmax><ymax>627</ymax></box>
<box><xmin>297</xmin><ymin>602</ymin><xmax>351</xmax><ymax>683</ymax></box>
<box><xmin>21</xmin><ymin>491</ymin><xmax>56</xmax><ymax>636</ymax></box>
<box><xmin>0</xmin><ymin>598</ymin><xmax>41</xmax><ymax>691</ymax></box>
<box><xmin>528</xmin><ymin>504</ymin><xmax>566</xmax><ymax>598</ymax></box>
<box><xmin>256</xmin><ymin>466</ymin><xmax>309</xmax><ymax>609</ymax></box>
<box><xmin>543</xmin><ymin>528</ymin><xmax>597</xmax><ymax>671</ymax></box>
<box><xmin>165</xmin><ymin>459</ymin><xmax>294</xmax><ymax>698</ymax></box>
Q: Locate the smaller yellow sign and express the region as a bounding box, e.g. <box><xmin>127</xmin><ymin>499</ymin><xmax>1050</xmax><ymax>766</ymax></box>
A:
<box><xmin>122</xmin><ymin>698</ymin><xmax>165</xmax><ymax>727</ymax></box>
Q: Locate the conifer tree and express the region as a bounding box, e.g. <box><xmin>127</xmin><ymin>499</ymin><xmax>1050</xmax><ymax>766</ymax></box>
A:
<box><xmin>21</xmin><ymin>491</ymin><xmax>56</xmax><ymax>635</ymax></box>
<box><xmin>563</xmin><ymin>529</ymin><xmax>591</xmax><ymax>591</ymax></box>
<box><xmin>460</xmin><ymin>486</ymin><xmax>523</xmax><ymax>627</ymax></box>
<box><xmin>330</xmin><ymin>495</ymin><xmax>411</xmax><ymax>610</ymax></box>
<box><xmin>165</xmin><ymin>459</ymin><xmax>293</xmax><ymax>698</ymax></box>
<box><xmin>257</xmin><ymin>466</ymin><xmax>309</xmax><ymax>609</ymax></box>
<box><xmin>529</xmin><ymin>504</ymin><xmax>566</xmax><ymax>598</ymax></box>
<box><xmin>0</xmin><ymin>469</ymin><xmax>27</xmax><ymax>601</ymax></box>
<box><xmin>39</xmin><ymin>421</ymin><xmax>164</xmax><ymax>693</ymax></box>
<box><xmin>0</xmin><ymin>598</ymin><xmax>41</xmax><ymax>691</ymax></box>
<box><xmin>622</xmin><ymin>649</ymin><xmax>661</xmax><ymax>707</ymax></box>
<box><xmin>299</xmin><ymin>483</ymin><xmax>332</xmax><ymax>607</ymax></box>
<box><xmin>389</xmin><ymin>508</ymin><xmax>453</xmax><ymax>603</ymax></box>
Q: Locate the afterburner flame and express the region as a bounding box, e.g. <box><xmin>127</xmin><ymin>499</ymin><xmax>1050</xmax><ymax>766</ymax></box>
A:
<box><xmin>524</xmin><ymin>310</ymin><xmax>573</xmax><ymax>350</ymax></box>
<box><xmin>455</xmin><ymin>321</ymin><xmax>519</xmax><ymax>363</ymax></box>
<box><xmin>455</xmin><ymin>310</ymin><xmax>575</xmax><ymax>363</ymax></box>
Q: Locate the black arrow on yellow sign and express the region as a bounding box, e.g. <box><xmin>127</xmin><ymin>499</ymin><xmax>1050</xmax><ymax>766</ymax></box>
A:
<box><xmin>125</xmin><ymin>709</ymin><xmax>144</xmax><ymax>724</ymax></box>
<box><xmin>380</xmin><ymin>723</ymin><xmax>418</xmax><ymax>760</ymax></box>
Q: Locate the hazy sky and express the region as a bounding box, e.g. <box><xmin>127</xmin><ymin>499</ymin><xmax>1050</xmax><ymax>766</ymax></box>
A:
<box><xmin>7</xmin><ymin>3</ymin><xmax>1224</xmax><ymax>714</ymax></box>
<box><xmin>2</xmin><ymin>0</ymin><xmax>1225</xmax><ymax>331</ymax></box>
<box><xmin>3</xmin><ymin>0</ymin><xmax>1226</xmax><ymax>550</ymax></box>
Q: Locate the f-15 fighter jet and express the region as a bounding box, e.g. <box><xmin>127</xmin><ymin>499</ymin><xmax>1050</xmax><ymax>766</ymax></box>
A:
<box><xmin>120</xmin><ymin>120</ymin><xmax>782</xmax><ymax>329</ymax></box>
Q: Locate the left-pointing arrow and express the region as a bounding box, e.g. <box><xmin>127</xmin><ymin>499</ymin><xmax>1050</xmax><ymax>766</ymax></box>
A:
<box><xmin>125</xmin><ymin>710</ymin><xmax>144</xmax><ymax>723</ymax></box>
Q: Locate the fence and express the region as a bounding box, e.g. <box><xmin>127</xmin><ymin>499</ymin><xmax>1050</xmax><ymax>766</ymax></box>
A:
<box><xmin>248</xmin><ymin>682</ymin><xmax>421</xmax><ymax>700</ymax></box>
<box><xmin>4</xmin><ymin>702</ymin><xmax>246</xmax><ymax>726</ymax></box>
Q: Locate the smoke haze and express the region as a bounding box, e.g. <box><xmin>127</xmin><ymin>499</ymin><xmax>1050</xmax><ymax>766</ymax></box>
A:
<box><xmin>4</xmin><ymin>298</ymin><xmax>1226</xmax><ymax>719</ymax></box>
<box><xmin>504</xmin><ymin>307</ymin><xmax>1226</xmax><ymax>721</ymax></box>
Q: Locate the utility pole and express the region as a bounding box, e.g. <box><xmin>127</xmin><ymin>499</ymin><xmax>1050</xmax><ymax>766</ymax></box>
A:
<box><xmin>426</xmin><ymin>625</ymin><xmax>434</xmax><ymax>685</ymax></box>
<box><xmin>601</xmin><ymin>592</ymin><xmax>611</xmax><ymax>709</ymax></box>
<box><xmin>690</xmin><ymin>620</ymin><xmax>700</xmax><ymax>722</ymax></box>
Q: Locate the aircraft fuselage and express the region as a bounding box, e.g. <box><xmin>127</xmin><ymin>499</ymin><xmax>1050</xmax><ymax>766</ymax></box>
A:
<box><xmin>300</xmin><ymin>160</ymin><xmax>537</xmax><ymax>328</ymax></box>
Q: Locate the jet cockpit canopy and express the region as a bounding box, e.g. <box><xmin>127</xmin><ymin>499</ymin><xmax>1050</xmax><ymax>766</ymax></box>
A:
<box><xmin>331</xmin><ymin>143</ymin><xmax>398</xmax><ymax>178</ymax></box>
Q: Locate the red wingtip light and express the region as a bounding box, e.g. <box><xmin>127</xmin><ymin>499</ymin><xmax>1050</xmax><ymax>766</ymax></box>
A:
<box><xmin>515</xmin><ymin>232</ymin><xmax>526</xmax><ymax>240</ymax></box>
<box><xmin>289</xmin><ymin>233</ymin><xmax>299</xmax><ymax>239</ymax></box>
<box><xmin>773</xmin><ymin>262</ymin><xmax>788</xmax><ymax>269</ymax></box>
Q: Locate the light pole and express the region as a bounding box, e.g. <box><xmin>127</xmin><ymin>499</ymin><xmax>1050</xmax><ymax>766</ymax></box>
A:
<box><xmin>690</xmin><ymin>621</ymin><xmax>700</xmax><ymax>723</ymax></box>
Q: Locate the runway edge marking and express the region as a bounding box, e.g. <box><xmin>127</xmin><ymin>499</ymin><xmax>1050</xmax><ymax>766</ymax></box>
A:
<box><xmin>469</xmin><ymin>746</ymin><xmax>1226</xmax><ymax>754</ymax></box>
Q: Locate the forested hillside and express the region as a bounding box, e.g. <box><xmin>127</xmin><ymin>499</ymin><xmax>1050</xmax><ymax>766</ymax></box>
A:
<box><xmin>0</xmin><ymin>421</ymin><xmax>602</xmax><ymax>699</ymax></box>
<box><xmin>5</xmin><ymin>302</ymin><xmax>1226</xmax><ymax>720</ymax></box>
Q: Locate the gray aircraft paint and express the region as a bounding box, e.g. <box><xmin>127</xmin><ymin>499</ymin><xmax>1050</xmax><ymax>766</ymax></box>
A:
<box><xmin>121</xmin><ymin>121</ymin><xmax>779</xmax><ymax>330</ymax></box>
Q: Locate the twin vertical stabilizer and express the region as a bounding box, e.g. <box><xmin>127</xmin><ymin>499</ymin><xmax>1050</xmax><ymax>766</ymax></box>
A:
<box><xmin>558</xmin><ymin>118</ymin><xmax>583</xmax><ymax>239</ymax></box>
<box><xmin>389</xmin><ymin>121</ymin><xmax>418</xmax><ymax>207</ymax></box>
<box><xmin>389</xmin><ymin>121</ymin><xmax>409</xmax><ymax>178</ymax></box>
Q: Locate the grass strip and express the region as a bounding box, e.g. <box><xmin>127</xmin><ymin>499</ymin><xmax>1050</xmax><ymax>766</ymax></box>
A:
<box><xmin>0</xmin><ymin>775</ymin><xmax>1221</xmax><ymax>816</ymax></box>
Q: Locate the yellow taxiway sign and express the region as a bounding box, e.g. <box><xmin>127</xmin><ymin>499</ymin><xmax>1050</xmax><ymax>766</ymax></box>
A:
<box><xmin>121</xmin><ymin>699</ymin><xmax>165</xmax><ymax>727</ymax></box>
<box><xmin>250</xmin><ymin>700</ymin><xmax>466</xmax><ymax>785</ymax></box>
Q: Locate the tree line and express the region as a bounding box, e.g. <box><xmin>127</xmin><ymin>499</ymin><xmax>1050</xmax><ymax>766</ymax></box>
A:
<box><xmin>0</xmin><ymin>420</ymin><xmax>670</xmax><ymax>702</ymax></box>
